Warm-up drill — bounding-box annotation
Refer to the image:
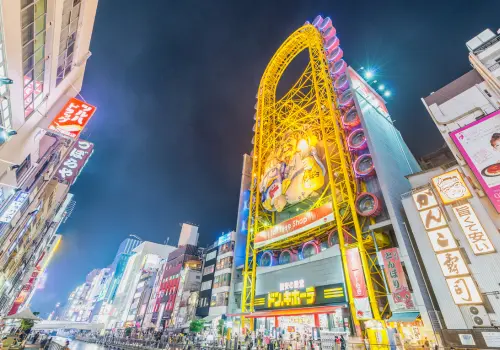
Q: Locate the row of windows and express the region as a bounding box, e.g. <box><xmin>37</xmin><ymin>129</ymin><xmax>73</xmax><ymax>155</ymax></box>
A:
<box><xmin>213</xmin><ymin>273</ymin><xmax>231</xmax><ymax>289</ymax></box>
<box><xmin>21</xmin><ymin>0</ymin><xmax>47</xmax><ymax>119</ymax></box>
<box><xmin>211</xmin><ymin>292</ymin><xmax>229</xmax><ymax>307</ymax></box>
<box><xmin>216</xmin><ymin>256</ymin><xmax>233</xmax><ymax>271</ymax></box>
<box><xmin>203</xmin><ymin>264</ymin><xmax>214</xmax><ymax>275</ymax></box>
<box><xmin>0</xmin><ymin>16</ymin><xmax>12</xmax><ymax>128</ymax></box>
<box><xmin>200</xmin><ymin>280</ymin><xmax>212</xmax><ymax>291</ymax></box>
<box><xmin>56</xmin><ymin>0</ymin><xmax>82</xmax><ymax>86</ymax></box>
<box><xmin>219</xmin><ymin>242</ymin><xmax>234</xmax><ymax>255</ymax></box>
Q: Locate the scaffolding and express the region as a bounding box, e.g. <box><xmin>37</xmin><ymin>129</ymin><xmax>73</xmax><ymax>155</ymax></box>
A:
<box><xmin>240</xmin><ymin>23</ymin><xmax>390</xmax><ymax>332</ymax></box>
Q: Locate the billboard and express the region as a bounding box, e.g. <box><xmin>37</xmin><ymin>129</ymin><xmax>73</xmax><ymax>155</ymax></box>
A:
<box><xmin>380</xmin><ymin>248</ymin><xmax>415</xmax><ymax>311</ymax></box>
<box><xmin>48</xmin><ymin>97</ymin><xmax>96</xmax><ymax>139</ymax></box>
<box><xmin>0</xmin><ymin>191</ymin><xmax>29</xmax><ymax>224</ymax></box>
<box><xmin>254</xmin><ymin>203</ymin><xmax>334</xmax><ymax>249</ymax></box>
<box><xmin>56</xmin><ymin>140</ymin><xmax>94</xmax><ymax>185</ymax></box>
<box><xmin>348</xmin><ymin>68</ymin><xmax>389</xmax><ymax>118</ymax></box>
<box><xmin>346</xmin><ymin>248</ymin><xmax>372</xmax><ymax>319</ymax></box>
<box><xmin>450</xmin><ymin>110</ymin><xmax>500</xmax><ymax>212</ymax></box>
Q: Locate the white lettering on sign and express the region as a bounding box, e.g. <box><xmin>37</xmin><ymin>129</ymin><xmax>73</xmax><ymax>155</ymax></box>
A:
<box><xmin>279</xmin><ymin>279</ymin><xmax>305</xmax><ymax>291</ymax></box>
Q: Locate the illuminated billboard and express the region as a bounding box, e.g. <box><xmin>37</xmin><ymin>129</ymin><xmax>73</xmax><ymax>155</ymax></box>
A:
<box><xmin>55</xmin><ymin>140</ymin><xmax>94</xmax><ymax>185</ymax></box>
<box><xmin>431</xmin><ymin>169</ymin><xmax>472</xmax><ymax>204</ymax></box>
<box><xmin>48</xmin><ymin>97</ymin><xmax>96</xmax><ymax>138</ymax></box>
<box><xmin>450</xmin><ymin>110</ymin><xmax>500</xmax><ymax>212</ymax></box>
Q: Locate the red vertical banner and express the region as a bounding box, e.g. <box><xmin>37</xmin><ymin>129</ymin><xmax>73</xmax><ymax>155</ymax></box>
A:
<box><xmin>346</xmin><ymin>248</ymin><xmax>372</xmax><ymax>319</ymax></box>
<box><xmin>381</xmin><ymin>247</ymin><xmax>415</xmax><ymax>310</ymax></box>
<box><xmin>346</xmin><ymin>248</ymin><xmax>367</xmax><ymax>298</ymax></box>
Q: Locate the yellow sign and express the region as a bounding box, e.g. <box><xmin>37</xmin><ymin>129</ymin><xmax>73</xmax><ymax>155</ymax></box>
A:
<box><xmin>432</xmin><ymin>169</ymin><xmax>472</xmax><ymax>205</ymax></box>
<box><xmin>436</xmin><ymin>250</ymin><xmax>469</xmax><ymax>277</ymax></box>
<box><xmin>452</xmin><ymin>203</ymin><xmax>496</xmax><ymax>255</ymax></box>
<box><xmin>446</xmin><ymin>276</ymin><xmax>482</xmax><ymax>305</ymax></box>
<box><xmin>419</xmin><ymin>207</ymin><xmax>447</xmax><ymax>230</ymax></box>
<box><xmin>268</xmin><ymin>287</ymin><xmax>316</xmax><ymax>308</ymax></box>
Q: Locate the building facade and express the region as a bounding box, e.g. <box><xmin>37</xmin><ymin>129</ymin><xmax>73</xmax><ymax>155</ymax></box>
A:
<box><xmin>400</xmin><ymin>28</ymin><xmax>500</xmax><ymax>349</ymax></box>
<box><xmin>0</xmin><ymin>0</ymin><xmax>99</xmax><ymax>315</ymax></box>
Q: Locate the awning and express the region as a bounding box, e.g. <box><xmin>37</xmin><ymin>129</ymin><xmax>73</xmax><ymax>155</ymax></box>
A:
<box><xmin>228</xmin><ymin>305</ymin><xmax>342</xmax><ymax>319</ymax></box>
<box><xmin>387</xmin><ymin>312</ymin><xmax>420</xmax><ymax>323</ymax></box>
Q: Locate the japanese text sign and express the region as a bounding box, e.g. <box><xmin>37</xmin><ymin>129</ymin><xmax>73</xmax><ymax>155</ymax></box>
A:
<box><xmin>446</xmin><ymin>276</ymin><xmax>482</xmax><ymax>305</ymax></box>
<box><xmin>381</xmin><ymin>248</ymin><xmax>415</xmax><ymax>310</ymax></box>
<box><xmin>48</xmin><ymin>98</ymin><xmax>96</xmax><ymax>139</ymax></box>
<box><xmin>55</xmin><ymin>140</ymin><xmax>94</xmax><ymax>185</ymax></box>
<box><xmin>452</xmin><ymin>203</ymin><xmax>495</xmax><ymax>255</ymax></box>
<box><xmin>419</xmin><ymin>206</ymin><xmax>447</xmax><ymax>230</ymax></box>
<box><xmin>427</xmin><ymin>227</ymin><xmax>457</xmax><ymax>252</ymax></box>
<box><xmin>432</xmin><ymin>169</ymin><xmax>472</xmax><ymax>205</ymax></box>
<box><xmin>346</xmin><ymin>248</ymin><xmax>368</xmax><ymax>298</ymax></box>
<box><xmin>267</xmin><ymin>287</ymin><xmax>316</xmax><ymax>309</ymax></box>
<box><xmin>436</xmin><ymin>250</ymin><xmax>469</xmax><ymax>277</ymax></box>
<box><xmin>0</xmin><ymin>191</ymin><xmax>29</xmax><ymax>224</ymax></box>
<box><xmin>412</xmin><ymin>188</ymin><xmax>438</xmax><ymax>211</ymax></box>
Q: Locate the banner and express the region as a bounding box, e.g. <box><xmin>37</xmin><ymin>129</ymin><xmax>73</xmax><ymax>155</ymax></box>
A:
<box><xmin>48</xmin><ymin>97</ymin><xmax>96</xmax><ymax>139</ymax></box>
<box><xmin>254</xmin><ymin>202</ymin><xmax>333</xmax><ymax>249</ymax></box>
<box><xmin>450</xmin><ymin>110</ymin><xmax>500</xmax><ymax>212</ymax></box>
<box><xmin>381</xmin><ymin>248</ymin><xmax>415</xmax><ymax>311</ymax></box>
<box><xmin>346</xmin><ymin>248</ymin><xmax>373</xmax><ymax>319</ymax></box>
<box><xmin>55</xmin><ymin>140</ymin><xmax>94</xmax><ymax>185</ymax></box>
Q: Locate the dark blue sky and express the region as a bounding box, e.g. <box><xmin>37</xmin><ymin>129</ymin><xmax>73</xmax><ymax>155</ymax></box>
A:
<box><xmin>32</xmin><ymin>0</ymin><xmax>500</xmax><ymax>317</ymax></box>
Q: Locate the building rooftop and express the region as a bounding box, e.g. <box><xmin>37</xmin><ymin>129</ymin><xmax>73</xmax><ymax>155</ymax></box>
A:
<box><xmin>423</xmin><ymin>70</ymin><xmax>484</xmax><ymax>107</ymax></box>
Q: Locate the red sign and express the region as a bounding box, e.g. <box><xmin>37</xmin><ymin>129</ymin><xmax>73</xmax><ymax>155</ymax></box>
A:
<box><xmin>254</xmin><ymin>203</ymin><xmax>334</xmax><ymax>249</ymax></box>
<box><xmin>48</xmin><ymin>97</ymin><xmax>96</xmax><ymax>138</ymax></box>
<box><xmin>381</xmin><ymin>248</ymin><xmax>415</xmax><ymax>310</ymax></box>
<box><xmin>346</xmin><ymin>248</ymin><xmax>367</xmax><ymax>298</ymax></box>
<box><xmin>55</xmin><ymin>140</ymin><xmax>94</xmax><ymax>185</ymax></box>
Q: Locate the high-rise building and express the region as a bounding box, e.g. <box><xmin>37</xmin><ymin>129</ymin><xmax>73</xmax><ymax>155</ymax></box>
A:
<box><xmin>401</xmin><ymin>28</ymin><xmax>500</xmax><ymax>348</ymax></box>
<box><xmin>0</xmin><ymin>0</ymin><xmax>99</xmax><ymax>315</ymax></box>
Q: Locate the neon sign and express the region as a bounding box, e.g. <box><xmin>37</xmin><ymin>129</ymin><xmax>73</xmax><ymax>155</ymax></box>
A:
<box><xmin>268</xmin><ymin>287</ymin><xmax>316</xmax><ymax>308</ymax></box>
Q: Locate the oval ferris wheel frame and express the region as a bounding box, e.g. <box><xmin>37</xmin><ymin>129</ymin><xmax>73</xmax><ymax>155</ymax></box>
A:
<box><xmin>241</xmin><ymin>23</ymin><xmax>386</xmax><ymax>329</ymax></box>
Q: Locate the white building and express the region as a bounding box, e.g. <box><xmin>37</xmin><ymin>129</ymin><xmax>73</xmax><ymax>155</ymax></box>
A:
<box><xmin>107</xmin><ymin>241</ymin><xmax>176</xmax><ymax>328</ymax></box>
<box><xmin>0</xmin><ymin>0</ymin><xmax>99</xmax><ymax>315</ymax></box>
<box><xmin>400</xmin><ymin>28</ymin><xmax>500</xmax><ymax>349</ymax></box>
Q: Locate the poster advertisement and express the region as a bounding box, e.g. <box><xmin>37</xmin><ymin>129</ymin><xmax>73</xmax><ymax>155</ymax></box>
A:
<box><xmin>450</xmin><ymin>110</ymin><xmax>500</xmax><ymax>212</ymax></box>
<box><xmin>48</xmin><ymin>97</ymin><xmax>96</xmax><ymax>139</ymax></box>
<box><xmin>346</xmin><ymin>248</ymin><xmax>373</xmax><ymax>319</ymax></box>
<box><xmin>380</xmin><ymin>248</ymin><xmax>415</xmax><ymax>310</ymax></box>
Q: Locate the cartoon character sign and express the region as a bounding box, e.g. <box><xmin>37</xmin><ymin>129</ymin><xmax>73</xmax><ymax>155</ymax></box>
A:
<box><xmin>259</xmin><ymin>129</ymin><xmax>327</xmax><ymax>212</ymax></box>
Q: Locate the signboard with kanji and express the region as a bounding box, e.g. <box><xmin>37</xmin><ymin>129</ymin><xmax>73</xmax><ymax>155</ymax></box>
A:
<box><xmin>48</xmin><ymin>98</ymin><xmax>96</xmax><ymax>139</ymax></box>
<box><xmin>380</xmin><ymin>248</ymin><xmax>415</xmax><ymax>311</ymax></box>
<box><xmin>452</xmin><ymin>203</ymin><xmax>495</xmax><ymax>255</ymax></box>
<box><xmin>55</xmin><ymin>140</ymin><xmax>94</xmax><ymax>185</ymax></box>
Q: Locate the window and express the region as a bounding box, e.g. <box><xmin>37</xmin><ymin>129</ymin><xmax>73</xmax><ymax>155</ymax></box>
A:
<box><xmin>216</xmin><ymin>256</ymin><xmax>233</xmax><ymax>271</ymax></box>
<box><xmin>0</xmin><ymin>14</ymin><xmax>11</xmax><ymax>127</ymax></box>
<box><xmin>213</xmin><ymin>273</ymin><xmax>231</xmax><ymax>288</ymax></box>
<box><xmin>21</xmin><ymin>0</ymin><xmax>47</xmax><ymax>119</ymax></box>
<box><xmin>219</xmin><ymin>242</ymin><xmax>234</xmax><ymax>255</ymax></box>
<box><xmin>200</xmin><ymin>280</ymin><xmax>212</xmax><ymax>291</ymax></box>
<box><xmin>203</xmin><ymin>264</ymin><xmax>215</xmax><ymax>275</ymax></box>
<box><xmin>205</xmin><ymin>250</ymin><xmax>217</xmax><ymax>262</ymax></box>
<box><xmin>214</xmin><ymin>292</ymin><xmax>229</xmax><ymax>307</ymax></box>
<box><xmin>56</xmin><ymin>0</ymin><xmax>81</xmax><ymax>86</ymax></box>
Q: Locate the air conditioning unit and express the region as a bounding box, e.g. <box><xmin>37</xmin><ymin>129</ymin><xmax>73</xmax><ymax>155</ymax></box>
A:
<box><xmin>465</xmin><ymin>305</ymin><xmax>491</xmax><ymax>327</ymax></box>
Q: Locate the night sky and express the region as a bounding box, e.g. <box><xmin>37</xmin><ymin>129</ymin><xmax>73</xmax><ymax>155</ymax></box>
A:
<box><xmin>31</xmin><ymin>0</ymin><xmax>499</xmax><ymax>317</ymax></box>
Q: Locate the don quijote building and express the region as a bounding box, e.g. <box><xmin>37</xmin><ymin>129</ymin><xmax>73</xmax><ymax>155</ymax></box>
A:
<box><xmin>401</xmin><ymin>28</ymin><xmax>500</xmax><ymax>349</ymax></box>
<box><xmin>0</xmin><ymin>0</ymin><xmax>99</xmax><ymax>315</ymax></box>
<box><xmin>226</xmin><ymin>15</ymin><xmax>443</xmax><ymax>348</ymax></box>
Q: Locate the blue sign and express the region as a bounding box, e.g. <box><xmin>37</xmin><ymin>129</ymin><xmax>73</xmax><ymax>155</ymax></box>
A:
<box><xmin>218</xmin><ymin>232</ymin><xmax>232</xmax><ymax>246</ymax></box>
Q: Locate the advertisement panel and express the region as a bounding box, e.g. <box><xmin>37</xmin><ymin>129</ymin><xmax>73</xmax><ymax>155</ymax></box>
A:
<box><xmin>380</xmin><ymin>248</ymin><xmax>415</xmax><ymax>310</ymax></box>
<box><xmin>55</xmin><ymin>140</ymin><xmax>94</xmax><ymax>185</ymax></box>
<box><xmin>0</xmin><ymin>191</ymin><xmax>29</xmax><ymax>224</ymax></box>
<box><xmin>450</xmin><ymin>110</ymin><xmax>500</xmax><ymax>212</ymax></box>
<box><xmin>254</xmin><ymin>203</ymin><xmax>333</xmax><ymax>249</ymax></box>
<box><xmin>48</xmin><ymin>97</ymin><xmax>96</xmax><ymax>139</ymax></box>
<box><xmin>348</xmin><ymin>68</ymin><xmax>389</xmax><ymax>118</ymax></box>
<box><xmin>346</xmin><ymin>248</ymin><xmax>372</xmax><ymax>319</ymax></box>
<box><xmin>452</xmin><ymin>203</ymin><xmax>495</xmax><ymax>255</ymax></box>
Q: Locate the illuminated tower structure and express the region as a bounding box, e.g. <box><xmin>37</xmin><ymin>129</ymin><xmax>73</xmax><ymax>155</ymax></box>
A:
<box><xmin>238</xmin><ymin>15</ymin><xmax>435</xmax><ymax>342</ymax></box>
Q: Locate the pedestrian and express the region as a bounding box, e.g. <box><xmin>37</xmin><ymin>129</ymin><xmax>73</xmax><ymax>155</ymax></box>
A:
<box><xmin>63</xmin><ymin>340</ymin><xmax>70</xmax><ymax>350</ymax></box>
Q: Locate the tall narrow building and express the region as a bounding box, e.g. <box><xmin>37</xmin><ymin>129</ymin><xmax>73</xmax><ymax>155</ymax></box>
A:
<box><xmin>0</xmin><ymin>0</ymin><xmax>99</xmax><ymax>315</ymax></box>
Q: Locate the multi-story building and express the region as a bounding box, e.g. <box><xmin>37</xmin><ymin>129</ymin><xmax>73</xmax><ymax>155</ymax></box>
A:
<box><xmin>0</xmin><ymin>0</ymin><xmax>99</xmax><ymax>315</ymax></box>
<box><xmin>197</xmin><ymin>232</ymin><xmax>236</xmax><ymax>331</ymax></box>
<box><xmin>401</xmin><ymin>29</ymin><xmax>500</xmax><ymax>349</ymax></box>
<box><xmin>106</xmin><ymin>241</ymin><xmax>175</xmax><ymax>329</ymax></box>
<box><xmin>147</xmin><ymin>224</ymin><xmax>202</xmax><ymax>330</ymax></box>
<box><xmin>227</xmin><ymin>15</ymin><xmax>442</xmax><ymax>347</ymax></box>
<box><xmin>170</xmin><ymin>259</ymin><xmax>202</xmax><ymax>330</ymax></box>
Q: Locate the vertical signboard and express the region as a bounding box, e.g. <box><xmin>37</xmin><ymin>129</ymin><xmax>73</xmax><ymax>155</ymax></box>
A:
<box><xmin>450</xmin><ymin>110</ymin><xmax>500</xmax><ymax>212</ymax></box>
<box><xmin>346</xmin><ymin>248</ymin><xmax>372</xmax><ymax>319</ymax></box>
<box><xmin>48</xmin><ymin>97</ymin><xmax>96</xmax><ymax>139</ymax></box>
<box><xmin>452</xmin><ymin>203</ymin><xmax>495</xmax><ymax>255</ymax></box>
<box><xmin>55</xmin><ymin>140</ymin><xmax>94</xmax><ymax>185</ymax></box>
<box><xmin>380</xmin><ymin>248</ymin><xmax>415</xmax><ymax>310</ymax></box>
<box><xmin>412</xmin><ymin>187</ymin><xmax>483</xmax><ymax>305</ymax></box>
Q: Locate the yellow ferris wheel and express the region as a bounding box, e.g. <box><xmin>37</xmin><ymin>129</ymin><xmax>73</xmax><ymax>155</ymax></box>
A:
<box><xmin>241</xmin><ymin>16</ymin><xmax>391</xmax><ymax>333</ymax></box>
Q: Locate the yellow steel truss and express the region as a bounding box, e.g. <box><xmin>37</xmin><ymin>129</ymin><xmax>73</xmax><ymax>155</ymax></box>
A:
<box><xmin>241</xmin><ymin>24</ymin><xmax>389</xmax><ymax>332</ymax></box>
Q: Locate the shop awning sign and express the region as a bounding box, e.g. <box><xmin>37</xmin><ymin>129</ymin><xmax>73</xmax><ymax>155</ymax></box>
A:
<box><xmin>48</xmin><ymin>98</ymin><xmax>96</xmax><ymax>139</ymax></box>
<box><xmin>254</xmin><ymin>283</ymin><xmax>345</xmax><ymax>311</ymax></box>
